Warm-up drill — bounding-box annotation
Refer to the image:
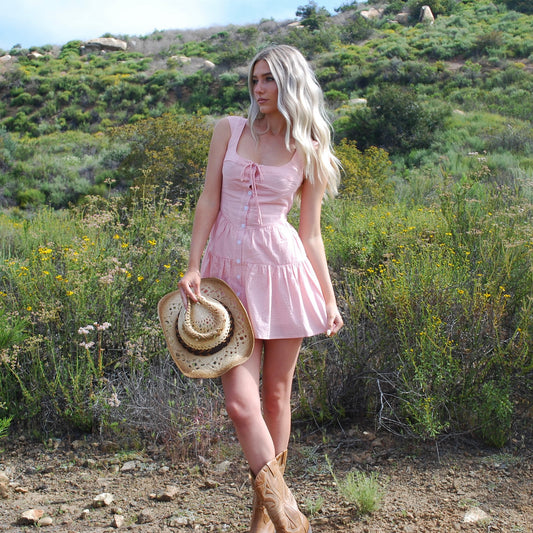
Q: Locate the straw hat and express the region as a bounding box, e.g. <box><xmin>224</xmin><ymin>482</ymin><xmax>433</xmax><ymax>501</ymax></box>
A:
<box><xmin>158</xmin><ymin>278</ymin><xmax>254</xmax><ymax>378</ymax></box>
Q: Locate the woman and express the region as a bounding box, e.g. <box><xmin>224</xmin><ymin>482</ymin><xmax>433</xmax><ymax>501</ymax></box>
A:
<box><xmin>179</xmin><ymin>44</ymin><xmax>343</xmax><ymax>533</ymax></box>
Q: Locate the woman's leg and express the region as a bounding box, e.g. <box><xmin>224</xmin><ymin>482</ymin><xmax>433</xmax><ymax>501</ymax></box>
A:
<box><xmin>221</xmin><ymin>339</ymin><xmax>276</xmax><ymax>475</ymax></box>
<box><xmin>261</xmin><ymin>338</ymin><xmax>303</xmax><ymax>454</ymax></box>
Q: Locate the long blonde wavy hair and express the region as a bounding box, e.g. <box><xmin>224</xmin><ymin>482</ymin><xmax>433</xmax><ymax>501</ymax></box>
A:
<box><xmin>247</xmin><ymin>45</ymin><xmax>340</xmax><ymax>198</ymax></box>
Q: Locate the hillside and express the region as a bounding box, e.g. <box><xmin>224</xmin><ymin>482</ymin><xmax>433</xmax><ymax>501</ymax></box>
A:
<box><xmin>0</xmin><ymin>0</ymin><xmax>532</xmax><ymax>208</ymax></box>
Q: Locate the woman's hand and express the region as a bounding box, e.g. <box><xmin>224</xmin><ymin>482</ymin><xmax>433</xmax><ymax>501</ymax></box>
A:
<box><xmin>326</xmin><ymin>303</ymin><xmax>343</xmax><ymax>337</ymax></box>
<box><xmin>178</xmin><ymin>268</ymin><xmax>201</xmax><ymax>306</ymax></box>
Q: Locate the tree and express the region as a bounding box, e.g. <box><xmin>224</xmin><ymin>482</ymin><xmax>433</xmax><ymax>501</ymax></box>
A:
<box><xmin>296</xmin><ymin>2</ymin><xmax>330</xmax><ymax>30</ymax></box>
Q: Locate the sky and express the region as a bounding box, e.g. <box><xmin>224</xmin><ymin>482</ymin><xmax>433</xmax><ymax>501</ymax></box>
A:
<box><xmin>0</xmin><ymin>0</ymin><xmax>349</xmax><ymax>51</ymax></box>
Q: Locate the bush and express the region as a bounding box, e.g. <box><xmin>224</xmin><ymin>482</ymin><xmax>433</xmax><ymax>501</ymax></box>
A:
<box><xmin>112</xmin><ymin>113</ymin><xmax>211</xmax><ymax>201</ymax></box>
<box><xmin>335</xmin><ymin>86</ymin><xmax>449</xmax><ymax>155</ymax></box>
<box><xmin>335</xmin><ymin>139</ymin><xmax>393</xmax><ymax>203</ymax></box>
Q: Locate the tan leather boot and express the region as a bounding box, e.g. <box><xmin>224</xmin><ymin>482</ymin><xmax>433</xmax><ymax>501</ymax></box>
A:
<box><xmin>249</xmin><ymin>451</ymin><xmax>287</xmax><ymax>532</ymax></box>
<box><xmin>253</xmin><ymin>456</ymin><xmax>311</xmax><ymax>533</ymax></box>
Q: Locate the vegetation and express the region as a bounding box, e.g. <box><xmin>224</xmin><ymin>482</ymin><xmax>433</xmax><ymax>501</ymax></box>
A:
<box><xmin>326</xmin><ymin>455</ymin><xmax>386</xmax><ymax>515</ymax></box>
<box><xmin>0</xmin><ymin>1</ymin><xmax>531</xmax><ymax>450</ymax></box>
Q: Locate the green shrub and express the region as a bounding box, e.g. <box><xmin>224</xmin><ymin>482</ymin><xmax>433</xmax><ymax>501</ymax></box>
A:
<box><xmin>335</xmin><ymin>86</ymin><xmax>449</xmax><ymax>155</ymax></box>
<box><xmin>336</xmin><ymin>139</ymin><xmax>393</xmax><ymax>203</ymax></box>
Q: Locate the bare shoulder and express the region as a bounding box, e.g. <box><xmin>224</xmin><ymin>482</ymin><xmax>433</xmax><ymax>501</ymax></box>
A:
<box><xmin>208</xmin><ymin>117</ymin><xmax>232</xmax><ymax>155</ymax></box>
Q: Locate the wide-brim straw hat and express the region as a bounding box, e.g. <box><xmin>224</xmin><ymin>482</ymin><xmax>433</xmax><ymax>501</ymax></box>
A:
<box><xmin>158</xmin><ymin>278</ymin><xmax>254</xmax><ymax>378</ymax></box>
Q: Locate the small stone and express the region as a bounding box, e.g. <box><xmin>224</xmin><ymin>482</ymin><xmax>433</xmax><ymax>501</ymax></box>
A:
<box><xmin>18</xmin><ymin>509</ymin><xmax>44</xmax><ymax>525</ymax></box>
<box><xmin>14</xmin><ymin>486</ymin><xmax>29</xmax><ymax>493</ymax></box>
<box><xmin>0</xmin><ymin>482</ymin><xmax>9</xmax><ymax>499</ymax></box>
<box><xmin>137</xmin><ymin>508</ymin><xmax>155</xmax><ymax>524</ymax></box>
<box><xmin>214</xmin><ymin>460</ymin><xmax>231</xmax><ymax>474</ymax></box>
<box><xmin>168</xmin><ymin>515</ymin><xmax>190</xmax><ymax>527</ymax></box>
<box><xmin>84</xmin><ymin>458</ymin><xmax>98</xmax><ymax>468</ymax></box>
<box><xmin>93</xmin><ymin>492</ymin><xmax>114</xmax><ymax>507</ymax></box>
<box><xmin>80</xmin><ymin>509</ymin><xmax>91</xmax><ymax>519</ymax></box>
<box><xmin>464</xmin><ymin>507</ymin><xmax>489</xmax><ymax>523</ymax></box>
<box><xmin>38</xmin><ymin>516</ymin><xmax>53</xmax><ymax>527</ymax></box>
<box><xmin>112</xmin><ymin>514</ymin><xmax>125</xmax><ymax>528</ymax></box>
<box><xmin>120</xmin><ymin>460</ymin><xmax>138</xmax><ymax>472</ymax></box>
<box><xmin>0</xmin><ymin>471</ymin><xmax>9</xmax><ymax>483</ymax></box>
<box><xmin>154</xmin><ymin>485</ymin><xmax>180</xmax><ymax>501</ymax></box>
<box><xmin>203</xmin><ymin>479</ymin><xmax>218</xmax><ymax>489</ymax></box>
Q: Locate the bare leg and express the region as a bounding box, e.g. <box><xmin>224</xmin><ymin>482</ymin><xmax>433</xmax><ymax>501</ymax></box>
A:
<box><xmin>261</xmin><ymin>338</ymin><xmax>303</xmax><ymax>455</ymax></box>
<box><xmin>221</xmin><ymin>339</ymin><xmax>276</xmax><ymax>475</ymax></box>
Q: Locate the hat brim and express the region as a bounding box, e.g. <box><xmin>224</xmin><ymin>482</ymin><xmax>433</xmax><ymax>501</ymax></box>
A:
<box><xmin>158</xmin><ymin>278</ymin><xmax>255</xmax><ymax>378</ymax></box>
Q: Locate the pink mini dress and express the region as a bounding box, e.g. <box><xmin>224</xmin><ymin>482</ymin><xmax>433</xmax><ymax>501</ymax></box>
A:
<box><xmin>200</xmin><ymin>116</ymin><xmax>328</xmax><ymax>339</ymax></box>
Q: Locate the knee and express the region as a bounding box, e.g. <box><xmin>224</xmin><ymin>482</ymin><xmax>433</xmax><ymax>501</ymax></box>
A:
<box><xmin>225</xmin><ymin>395</ymin><xmax>260</xmax><ymax>427</ymax></box>
<box><xmin>262</xmin><ymin>386</ymin><xmax>289</xmax><ymax>420</ymax></box>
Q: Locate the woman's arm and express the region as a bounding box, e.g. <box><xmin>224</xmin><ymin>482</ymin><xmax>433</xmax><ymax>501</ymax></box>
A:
<box><xmin>178</xmin><ymin>118</ymin><xmax>231</xmax><ymax>302</ymax></box>
<box><xmin>299</xmin><ymin>176</ymin><xmax>343</xmax><ymax>336</ymax></box>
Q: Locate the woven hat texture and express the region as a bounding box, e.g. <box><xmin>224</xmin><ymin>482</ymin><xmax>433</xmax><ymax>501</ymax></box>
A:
<box><xmin>158</xmin><ymin>278</ymin><xmax>254</xmax><ymax>378</ymax></box>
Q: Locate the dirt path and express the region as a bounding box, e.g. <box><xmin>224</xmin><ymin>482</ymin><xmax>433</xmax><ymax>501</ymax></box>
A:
<box><xmin>1</xmin><ymin>427</ymin><xmax>532</xmax><ymax>532</ymax></box>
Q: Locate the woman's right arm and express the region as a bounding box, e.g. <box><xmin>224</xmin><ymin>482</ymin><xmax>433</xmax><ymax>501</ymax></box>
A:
<box><xmin>178</xmin><ymin>118</ymin><xmax>231</xmax><ymax>302</ymax></box>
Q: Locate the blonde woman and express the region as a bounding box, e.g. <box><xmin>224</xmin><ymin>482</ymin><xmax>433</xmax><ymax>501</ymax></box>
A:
<box><xmin>179</xmin><ymin>45</ymin><xmax>343</xmax><ymax>533</ymax></box>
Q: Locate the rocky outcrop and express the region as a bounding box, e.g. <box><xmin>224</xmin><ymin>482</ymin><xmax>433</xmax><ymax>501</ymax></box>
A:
<box><xmin>27</xmin><ymin>51</ymin><xmax>44</xmax><ymax>60</ymax></box>
<box><xmin>420</xmin><ymin>5</ymin><xmax>435</xmax><ymax>24</ymax></box>
<box><xmin>82</xmin><ymin>37</ymin><xmax>127</xmax><ymax>52</ymax></box>
<box><xmin>360</xmin><ymin>7</ymin><xmax>384</xmax><ymax>20</ymax></box>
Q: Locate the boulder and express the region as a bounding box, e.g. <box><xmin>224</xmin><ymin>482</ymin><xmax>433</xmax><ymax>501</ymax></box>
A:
<box><xmin>203</xmin><ymin>60</ymin><xmax>215</xmax><ymax>69</ymax></box>
<box><xmin>395</xmin><ymin>12</ymin><xmax>410</xmax><ymax>25</ymax></box>
<box><xmin>83</xmin><ymin>37</ymin><xmax>127</xmax><ymax>52</ymax></box>
<box><xmin>27</xmin><ymin>51</ymin><xmax>44</xmax><ymax>59</ymax></box>
<box><xmin>360</xmin><ymin>7</ymin><xmax>384</xmax><ymax>20</ymax></box>
<box><xmin>0</xmin><ymin>55</ymin><xmax>12</xmax><ymax>63</ymax></box>
<box><xmin>420</xmin><ymin>5</ymin><xmax>435</xmax><ymax>24</ymax></box>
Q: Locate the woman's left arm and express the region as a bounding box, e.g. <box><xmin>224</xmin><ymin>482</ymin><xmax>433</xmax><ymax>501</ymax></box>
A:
<box><xmin>299</xmin><ymin>177</ymin><xmax>343</xmax><ymax>336</ymax></box>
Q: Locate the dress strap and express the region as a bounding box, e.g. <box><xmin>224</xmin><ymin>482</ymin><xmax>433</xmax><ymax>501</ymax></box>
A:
<box><xmin>227</xmin><ymin>116</ymin><xmax>247</xmax><ymax>154</ymax></box>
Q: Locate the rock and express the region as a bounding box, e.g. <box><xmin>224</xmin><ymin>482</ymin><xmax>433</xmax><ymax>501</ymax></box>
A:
<box><xmin>120</xmin><ymin>460</ymin><xmax>138</xmax><ymax>472</ymax></box>
<box><xmin>0</xmin><ymin>55</ymin><xmax>12</xmax><ymax>63</ymax></box>
<box><xmin>27</xmin><ymin>51</ymin><xmax>44</xmax><ymax>59</ymax></box>
<box><xmin>38</xmin><ymin>516</ymin><xmax>53</xmax><ymax>527</ymax></box>
<box><xmin>80</xmin><ymin>508</ymin><xmax>91</xmax><ymax>519</ymax></box>
<box><xmin>153</xmin><ymin>485</ymin><xmax>180</xmax><ymax>501</ymax></box>
<box><xmin>360</xmin><ymin>8</ymin><xmax>384</xmax><ymax>20</ymax></box>
<box><xmin>204</xmin><ymin>60</ymin><xmax>215</xmax><ymax>69</ymax></box>
<box><xmin>84</xmin><ymin>37</ymin><xmax>127</xmax><ymax>52</ymax></box>
<box><xmin>203</xmin><ymin>478</ymin><xmax>219</xmax><ymax>489</ymax></box>
<box><xmin>168</xmin><ymin>515</ymin><xmax>190</xmax><ymax>527</ymax></box>
<box><xmin>0</xmin><ymin>482</ymin><xmax>9</xmax><ymax>499</ymax></box>
<box><xmin>93</xmin><ymin>492</ymin><xmax>114</xmax><ymax>507</ymax></box>
<box><xmin>14</xmin><ymin>486</ymin><xmax>29</xmax><ymax>493</ymax></box>
<box><xmin>420</xmin><ymin>6</ymin><xmax>435</xmax><ymax>24</ymax></box>
<box><xmin>464</xmin><ymin>507</ymin><xmax>489</xmax><ymax>523</ymax></box>
<box><xmin>137</xmin><ymin>508</ymin><xmax>155</xmax><ymax>524</ymax></box>
<box><xmin>170</xmin><ymin>55</ymin><xmax>191</xmax><ymax>64</ymax></box>
<box><xmin>214</xmin><ymin>460</ymin><xmax>231</xmax><ymax>474</ymax></box>
<box><xmin>395</xmin><ymin>12</ymin><xmax>410</xmax><ymax>25</ymax></box>
<box><xmin>0</xmin><ymin>471</ymin><xmax>9</xmax><ymax>483</ymax></box>
<box><xmin>18</xmin><ymin>509</ymin><xmax>44</xmax><ymax>525</ymax></box>
<box><xmin>112</xmin><ymin>514</ymin><xmax>125</xmax><ymax>528</ymax></box>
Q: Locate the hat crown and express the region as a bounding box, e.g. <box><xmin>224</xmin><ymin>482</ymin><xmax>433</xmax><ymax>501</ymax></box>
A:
<box><xmin>184</xmin><ymin>294</ymin><xmax>229</xmax><ymax>340</ymax></box>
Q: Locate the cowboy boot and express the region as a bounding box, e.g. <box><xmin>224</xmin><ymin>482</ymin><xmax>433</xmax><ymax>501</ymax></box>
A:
<box><xmin>249</xmin><ymin>451</ymin><xmax>288</xmax><ymax>532</ymax></box>
<box><xmin>253</xmin><ymin>456</ymin><xmax>311</xmax><ymax>533</ymax></box>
